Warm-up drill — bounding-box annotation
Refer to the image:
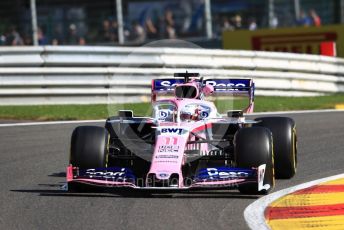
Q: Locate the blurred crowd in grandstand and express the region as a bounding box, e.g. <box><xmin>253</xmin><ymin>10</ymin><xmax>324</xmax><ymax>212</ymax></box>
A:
<box><xmin>0</xmin><ymin>1</ymin><xmax>325</xmax><ymax>46</ymax></box>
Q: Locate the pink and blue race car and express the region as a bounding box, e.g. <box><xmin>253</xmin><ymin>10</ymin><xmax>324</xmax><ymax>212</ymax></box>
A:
<box><xmin>67</xmin><ymin>73</ymin><xmax>297</xmax><ymax>195</ymax></box>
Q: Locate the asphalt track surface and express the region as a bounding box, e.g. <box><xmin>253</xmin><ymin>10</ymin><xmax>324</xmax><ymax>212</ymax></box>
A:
<box><xmin>1</xmin><ymin>111</ymin><xmax>344</xmax><ymax>230</ymax></box>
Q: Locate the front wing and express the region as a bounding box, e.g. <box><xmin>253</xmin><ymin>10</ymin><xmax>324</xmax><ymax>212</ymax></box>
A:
<box><xmin>66</xmin><ymin>164</ymin><xmax>269</xmax><ymax>191</ymax></box>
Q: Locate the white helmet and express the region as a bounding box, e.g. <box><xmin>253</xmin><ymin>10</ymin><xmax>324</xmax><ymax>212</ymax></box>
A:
<box><xmin>180</xmin><ymin>105</ymin><xmax>199</xmax><ymax>121</ymax></box>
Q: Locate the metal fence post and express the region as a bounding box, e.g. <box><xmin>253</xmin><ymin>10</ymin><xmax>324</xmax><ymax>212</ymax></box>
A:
<box><xmin>30</xmin><ymin>0</ymin><xmax>39</xmax><ymax>46</ymax></box>
<box><xmin>341</xmin><ymin>0</ymin><xmax>344</xmax><ymax>23</ymax></box>
<box><xmin>268</xmin><ymin>0</ymin><xmax>275</xmax><ymax>28</ymax></box>
<box><xmin>116</xmin><ymin>0</ymin><xmax>124</xmax><ymax>44</ymax></box>
<box><xmin>205</xmin><ymin>0</ymin><xmax>213</xmax><ymax>39</ymax></box>
<box><xmin>294</xmin><ymin>0</ymin><xmax>301</xmax><ymax>20</ymax></box>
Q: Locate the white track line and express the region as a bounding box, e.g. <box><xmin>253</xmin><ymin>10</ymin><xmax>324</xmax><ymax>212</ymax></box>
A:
<box><xmin>0</xmin><ymin>109</ymin><xmax>343</xmax><ymax>127</ymax></box>
<box><xmin>244</xmin><ymin>173</ymin><xmax>344</xmax><ymax>230</ymax></box>
<box><xmin>249</xmin><ymin>109</ymin><xmax>344</xmax><ymax>116</ymax></box>
<box><xmin>0</xmin><ymin>119</ymin><xmax>104</xmax><ymax>127</ymax></box>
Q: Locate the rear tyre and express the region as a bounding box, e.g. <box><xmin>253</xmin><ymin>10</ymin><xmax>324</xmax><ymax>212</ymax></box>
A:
<box><xmin>234</xmin><ymin>127</ymin><xmax>275</xmax><ymax>194</ymax></box>
<box><xmin>254</xmin><ymin>117</ymin><xmax>297</xmax><ymax>179</ymax></box>
<box><xmin>70</xmin><ymin>126</ymin><xmax>109</xmax><ymax>169</ymax></box>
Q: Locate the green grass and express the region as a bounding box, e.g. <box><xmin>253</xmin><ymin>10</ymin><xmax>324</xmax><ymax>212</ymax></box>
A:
<box><xmin>0</xmin><ymin>94</ymin><xmax>343</xmax><ymax>121</ymax></box>
<box><xmin>0</xmin><ymin>103</ymin><xmax>150</xmax><ymax>121</ymax></box>
<box><xmin>254</xmin><ymin>95</ymin><xmax>344</xmax><ymax>111</ymax></box>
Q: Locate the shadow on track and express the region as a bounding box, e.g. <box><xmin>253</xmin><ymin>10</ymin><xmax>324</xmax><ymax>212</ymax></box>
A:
<box><xmin>11</xmin><ymin>187</ymin><xmax>260</xmax><ymax>199</ymax></box>
<box><xmin>48</xmin><ymin>172</ymin><xmax>66</xmax><ymax>178</ymax></box>
<box><xmin>11</xmin><ymin>171</ymin><xmax>260</xmax><ymax>199</ymax></box>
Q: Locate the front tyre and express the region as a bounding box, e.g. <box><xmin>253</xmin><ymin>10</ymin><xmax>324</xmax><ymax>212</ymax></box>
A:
<box><xmin>70</xmin><ymin>126</ymin><xmax>109</xmax><ymax>169</ymax></box>
<box><xmin>234</xmin><ymin>127</ymin><xmax>275</xmax><ymax>195</ymax></box>
<box><xmin>254</xmin><ymin>117</ymin><xmax>297</xmax><ymax>179</ymax></box>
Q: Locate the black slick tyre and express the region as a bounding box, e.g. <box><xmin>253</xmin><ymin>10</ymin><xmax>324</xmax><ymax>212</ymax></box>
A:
<box><xmin>234</xmin><ymin>127</ymin><xmax>275</xmax><ymax>194</ymax></box>
<box><xmin>70</xmin><ymin>126</ymin><xmax>109</xmax><ymax>169</ymax></box>
<box><xmin>254</xmin><ymin>117</ymin><xmax>297</xmax><ymax>179</ymax></box>
<box><xmin>69</xmin><ymin>126</ymin><xmax>109</xmax><ymax>192</ymax></box>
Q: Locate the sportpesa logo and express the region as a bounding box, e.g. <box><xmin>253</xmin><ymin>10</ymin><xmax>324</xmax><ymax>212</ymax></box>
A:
<box><xmin>156</xmin><ymin>80</ymin><xmax>248</xmax><ymax>91</ymax></box>
<box><xmin>206</xmin><ymin>168</ymin><xmax>250</xmax><ymax>179</ymax></box>
<box><xmin>85</xmin><ymin>168</ymin><xmax>125</xmax><ymax>178</ymax></box>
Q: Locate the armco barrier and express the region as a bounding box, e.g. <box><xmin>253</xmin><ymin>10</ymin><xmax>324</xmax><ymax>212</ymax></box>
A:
<box><xmin>0</xmin><ymin>46</ymin><xmax>343</xmax><ymax>105</ymax></box>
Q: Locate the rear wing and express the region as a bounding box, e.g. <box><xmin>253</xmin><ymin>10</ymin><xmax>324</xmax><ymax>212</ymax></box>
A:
<box><xmin>151</xmin><ymin>78</ymin><xmax>255</xmax><ymax>113</ymax></box>
<box><xmin>152</xmin><ymin>78</ymin><xmax>253</xmax><ymax>93</ymax></box>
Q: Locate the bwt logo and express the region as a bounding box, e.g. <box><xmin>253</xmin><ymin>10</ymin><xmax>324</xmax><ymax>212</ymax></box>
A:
<box><xmin>161</xmin><ymin>128</ymin><xmax>183</xmax><ymax>135</ymax></box>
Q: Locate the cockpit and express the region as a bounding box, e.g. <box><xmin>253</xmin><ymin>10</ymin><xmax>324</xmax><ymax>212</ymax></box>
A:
<box><xmin>153</xmin><ymin>101</ymin><xmax>213</xmax><ymax>123</ymax></box>
<box><xmin>180</xmin><ymin>103</ymin><xmax>211</xmax><ymax>122</ymax></box>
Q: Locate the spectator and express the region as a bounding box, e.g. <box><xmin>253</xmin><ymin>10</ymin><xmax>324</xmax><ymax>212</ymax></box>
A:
<box><xmin>222</xmin><ymin>16</ymin><xmax>234</xmax><ymax>31</ymax></box>
<box><xmin>6</xmin><ymin>26</ymin><xmax>23</xmax><ymax>46</ymax></box>
<box><xmin>164</xmin><ymin>10</ymin><xmax>177</xmax><ymax>38</ymax></box>
<box><xmin>98</xmin><ymin>19</ymin><xmax>117</xmax><ymax>43</ymax></box>
<box><xmin>110</xmin><ymin>19</ymin><xmax>118</xmax><ymax>42</ymax></box>
<box><xmin>66</xmin><ymin>23</ymin><xmax>86</xmax><ymax>45</ymax></box>
<box><xmin>180</xmin><ymin>1</ymin><xmax>192</xmax><ymax>34</ymax></box>
<box><xmin>51</xmin><ymin>25</ymin><xmax>63</xmax><ymax>46</ymax></box>
<box><xmin>52</xmin><ymin>38</ymin><xmax>59</xmax><ymax>45</ymax></box>
<box><xmin>0</xmin><ymin>34</ymin><xmax>6</xmax><ymax>45</ymax></box>
<box><xmin>309</xmin><ymin>9</ymin><xmax>321</xmax><ymax>26</ymax></box>
<box><xmin>270</xmin><ymin>14</ymin><xmax>279</xmax><ymax>28</ymax></box>
<box><xmin>248</xmin><ymin>17</ymin><xmax>257</xmax><ymax>31</ymax></box>
<box><xmin>297</xmin><ymin>10</ymin><xmax>312</xmax><ymax>27</ymax></box>
<box><xmin>232</xmin><ymin>14</ymin><xmax>242</xmax><ymax>30</ymax></box>
<box><xmin>67</xmin><ymin>24</ymin><xmax>78</xmax><ymax>44</ymax></box>
<box><xmin>23</xmin><ymin>34</ymin><xmax>32</xmax><ymax>45</ymax></box>
<box><xmin>37</xmin><ymin>27</ymin><xmax>48</xmax><ymax>45</ymax></box>
<box><xmin>164</xmin><ymin>10</ymin><xmax>175</xmax><ymax>28</ymax></box>
<box><xmin>129</xmin><ymin>21</ymin><xmax>146</xmax><ymax>43</ymax></box>
<box><xmin>165</xmin><ymin>24</ymin><xmax>177</xmax><ymax>39</ymax></box>
<box><xmin>145</xmin><ymin>17</ymin><xmax>158</xmax><ymax>39</ymax></box>
<box><xmin>79</xmin><ymin>37</ymin><xmax>86</xmax><ymax>45</ymax></box>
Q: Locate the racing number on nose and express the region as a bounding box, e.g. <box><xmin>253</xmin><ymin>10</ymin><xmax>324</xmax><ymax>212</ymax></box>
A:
<box><xmin>165</xmin><ymin>137</ymin><xmax>178</xmax><ymax>145</ymax></box>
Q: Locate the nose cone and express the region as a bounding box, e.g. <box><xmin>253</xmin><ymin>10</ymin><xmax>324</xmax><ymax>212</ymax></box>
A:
<box><xmin>147</xmin><ymin>128</ymin><xmax>189</xmax><ymax>187</ymax></box>
<box><xmin>146</xmin><ymin>173</ymin><xmax>180</xmax><ymax>187</ymax></box>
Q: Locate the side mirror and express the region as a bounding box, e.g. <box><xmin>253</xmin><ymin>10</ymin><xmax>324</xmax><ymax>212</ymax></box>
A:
<box><xmin>227</xmin><ymin>110</ymin><xmax>243</xmax><ymax>118</ymax></box>
<box><xmin>118</xmin><ymin>110</ymin><xmax>133</xmax><ymax>118</ymax></box>
<box><xmin>202</xmin><ymin>84</ymin><xmax>214</xmax><ymax>96</ymax></box>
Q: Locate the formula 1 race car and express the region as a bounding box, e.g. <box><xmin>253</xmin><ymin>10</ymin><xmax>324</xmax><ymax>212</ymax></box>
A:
<box><xmin>67</xmin><ymin>73</ymin><xmax>297</xmax><ymax>194</ymax></box>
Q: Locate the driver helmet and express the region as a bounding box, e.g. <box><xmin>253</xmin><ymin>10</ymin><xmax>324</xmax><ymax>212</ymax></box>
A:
<box><xmin>180</xmin><ymin>105</ymin><xmax>200</xmax><ymax>121</ymax></box>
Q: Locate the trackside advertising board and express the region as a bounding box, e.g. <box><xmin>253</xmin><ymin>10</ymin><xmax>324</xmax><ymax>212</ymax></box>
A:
<box><xmin>223</xmin><ymin>25</ymin><xmax>344</xmax><ymax>57</ymax></box>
